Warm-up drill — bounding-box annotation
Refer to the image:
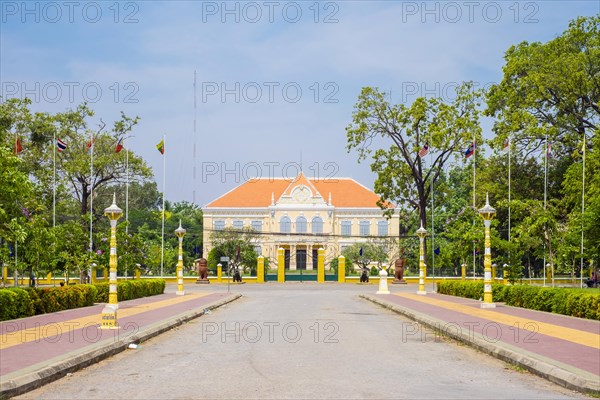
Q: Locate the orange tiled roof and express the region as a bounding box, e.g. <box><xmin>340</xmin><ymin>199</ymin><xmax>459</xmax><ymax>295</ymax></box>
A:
<box><xmin>205</xmin><ymin>174</ymin><xmax>389</xmax><ymax>208</ymax></box>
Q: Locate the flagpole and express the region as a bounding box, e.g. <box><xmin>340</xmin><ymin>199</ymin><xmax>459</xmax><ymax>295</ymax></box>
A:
<box><xmin>543</xmin><ymin>135</ymin><xmax>547</xmax><ymax>286</ymax></box>
<box><xmin>430</xmin><ymin>133</ymin><xmax>435</xmax><ymax>290</ymax></box>
<box><xmin>53</xmin><ymin>131</ymin><xmax>56</xmax><ymax>230</ymax></box>
<box><xmin>161</xmin><ymin>134</ymin><xmax>166</xmax><ymax>277</ymax></box>
<box><xmin>125</xmin><ymin>139</ymin><xmax>129</xmax><ymax>280</ymax></box>
<box><xmin>472</xmin><ymin>136</ymin><xmax>476</xmax><ymax>279</ymax></box>
<box><xmin>193</xmin><ymin>70</ymin><xmax>197</xmax><ymax>205</ymax></box>
<box><xmin>580</xmin><ymin>136</ymin><xmax>586</xmax><ymax>288</ymax></box>
<box><xmin>507</xmin><ymin>135</ymin><xmax>511</xmax><ymax>273</ymax></box>
<box><xmin>89</xmin><ymin>132</ymin><xmax>94</xmax><ymax>255</ymax></box>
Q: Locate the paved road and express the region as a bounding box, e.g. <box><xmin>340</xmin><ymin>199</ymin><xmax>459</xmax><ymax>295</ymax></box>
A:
<box><xmin>17</xmin><ymin>284</ymin><xmax>585</xmax><ymax>399</ymax></box>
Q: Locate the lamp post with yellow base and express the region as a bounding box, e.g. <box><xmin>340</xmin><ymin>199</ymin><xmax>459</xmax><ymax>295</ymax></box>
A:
<box><xmin>175</xmin><ymin>220</ymin><xmax>186</xmax><ymax>295</ymax></box>
<box><xmin>478</xmin><ymin>193</ymin><xmax>496</xmax><ymax>308</ymax></box>
<box><xmin>101</xmin><ymin>193</ymin><xmax>123</xmax><ymax>329</ymax></box>
<box><xmin>416</xmin><ymin>224</ymin><xmax>427</xmax><ymax>295</ymax></box>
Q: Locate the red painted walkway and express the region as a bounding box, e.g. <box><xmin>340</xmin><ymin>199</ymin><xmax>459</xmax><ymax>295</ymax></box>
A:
<box><xmin>0</xmin><ymin>292</ymin><xmax>232</xmax><ymax>381</ymax></box>
<box><xmin>369</xmin><ymin>292</ymin><xmax>600</xmax><ymax>388</ymax></box>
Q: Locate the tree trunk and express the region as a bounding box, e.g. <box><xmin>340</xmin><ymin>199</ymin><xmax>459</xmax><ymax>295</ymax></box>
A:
<box><xmin>81</xmin><ymin>183</ymin><xmax>89</xmax><ymax>215</ymax></box>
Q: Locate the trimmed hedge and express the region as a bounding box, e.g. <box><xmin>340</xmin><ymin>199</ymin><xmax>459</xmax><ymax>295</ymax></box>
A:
<box><xmin>93</xmin><ymin>279</ymin><xmax>166</xmax><ymax>303</ymax></box>
<box><xmin>437</xmin><ymin>280</ymin><xmax>600</xmax><ymax>320</ymax></box>
<box><xmin>0</xmin><ymin>279</ymin><xmax>165</xmax><ymax>321</ymax></box>
<box><xmin>0</xmin><ymin>288</ymin><xmax>35</xmax><ymax>321</ymax></box>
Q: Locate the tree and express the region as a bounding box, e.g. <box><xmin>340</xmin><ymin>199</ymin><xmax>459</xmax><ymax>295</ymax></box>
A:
<box><xmin>346</xmin><ymin>82</ymin><xmax>483</xmax><ymax>234</ymax></box>
<box><xmin>343</xmin><ymin>242</ymin><xmax>389</xmax><ymax>273</ymax></box>
<box><xmin>486</xmin><ymin>15</ymin><xmax>600</xmax><ymax>158</ymax></box>
<box><xmin>0</xmin><ymin>146</ymin><xmax>35</xmax><ymax>244</ymax></box>
<box><xmin>0</xmin><ymin>99</ymin><xmax>153</xmax><ymax>217</ymax></box>
<box><xmin>209</xmin><ymin>228</ymin><xmax>260</xmax><ymax>274</ymax></box>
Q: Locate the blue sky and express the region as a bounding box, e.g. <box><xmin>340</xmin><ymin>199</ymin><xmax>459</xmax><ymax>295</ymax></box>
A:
<box><xmin>2</xmin><ymin>1</ymin><xmax>599</xmax><ymax>206</ymax></box>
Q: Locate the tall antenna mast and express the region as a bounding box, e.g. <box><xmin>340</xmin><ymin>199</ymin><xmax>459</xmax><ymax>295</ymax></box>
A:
<box><xmin>193</xmin><ymin>70</ymin><xmax>197</xmax><ymax>204</ymax></box>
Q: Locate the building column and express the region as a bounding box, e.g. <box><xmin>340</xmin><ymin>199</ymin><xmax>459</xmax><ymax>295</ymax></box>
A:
<box><xmin>307</xmin><ymin>244</ymin><xmax>313</xmax><ymax>270</ymax></box>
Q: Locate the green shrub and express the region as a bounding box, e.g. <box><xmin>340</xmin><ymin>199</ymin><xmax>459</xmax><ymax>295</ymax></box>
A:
<box><xmin>0</xmin><ymin>288</ymin><xmax>35</xmax><ymax>321</ymax></box>
<box><xmin>23</xmin><ymin>287</ymin><xmax>45</xmax><ymax>314</ymax></box>
<box><xmin>94</xmin><ymin>282</ymin><xmax>110</xmax><ymax>303</ymax></box>
<box><xmin>34</xmin><ymin>284</ymin><xmax>98</xmax><ymax>313</ymax></box>
<box><xmin>93</xmin><ymin>279</ymin><xmax>165</xmax><ymax>303</ymax></box>
<box><xmin>437</xmin><ymin>281</ymin><xmax>483</xmax><ymax>300</ymax></box>
<box><xmin>2</xmin><ymin>288</ymin><xmax>35</xmax><ymax>320</ymax></box>
<box><xmin>0</xmin><ymin>280</ymin><xmax>163</xmax><ymax>321</ymax></box>
<box><xmin>438</xmin><ymin>280</ymin><xmax>600</xmax><ymax>320</ymax></box>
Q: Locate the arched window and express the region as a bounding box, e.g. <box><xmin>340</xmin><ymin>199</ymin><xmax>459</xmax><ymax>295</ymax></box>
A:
<box><xmin>232</xmin><ymin>220</ymin><xmax>244</xmax><ymax>230</ymax></box>
<box><xmin>280</xmin><ymin>216</ymin><xmax>291</xmax><ymax>233</ymax></box>
<box><xmin>214</xmin><ymin>220</ymin><xmax>225</xmax><ymax>231</ymax></box>
<box><xmin>341</xmin><ymin>220</ymin><xmax>352</xmax><ymax>236</ymax></box>
<box><xmin>296</xmin><ymin>216</ymin><xmax>307</xmax><ymax>233</ymax></box>
<box><xmin>359</xmin><ymin>220</ymin><xmax>370</xmax><ymax>236</ymax></box>
<box><xmin>312</xmin><ymin>216</ymin><xmax>323</xmax><ymax>234</ymax></box>
<box><xmin>377</xmin><ymin>221</ymin><xmax>388</xmax><ymax>236</ymax></box>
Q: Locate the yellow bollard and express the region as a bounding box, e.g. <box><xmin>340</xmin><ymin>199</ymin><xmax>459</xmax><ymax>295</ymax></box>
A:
<box><xmin>317</xmin><ymin>248</ymin><xmax>325</xmax><ymax>283</ymax></box>
<box><xmin>503</xmin><ymin>269</ymin><xmax>508</xmax><ymax>285</ymax></box>
<box><xmin>2</xmin><ymin>266</ymin><xmax>7</xmax><ymax>286</ymax></box>
<box><xmin>337</xmin><ymin>255</ymin><xmax>345</xmax><ymax>283</ymax></box>
<box><xmin>257</xmin><ymin>256</ymin><xmax>265</xmax><ymax>283</ymax></box>
<box><xmin>217</xmin><ymin>263</ymin><xmax>222</xmax><ymax>283</ymax></box>
<box><xmin>492</xmin><ymin>265</ymin><xmax>497</xmax><ymax>283</ymax></box>
<box><xmin>277</xmin><ymin>247</ymin><xmax>285</xmax><ymax>283</ymax></box>
<box><xmin>91</xmin><ymin>267</ymin><xmax>96</xmax><ymax>284</ymax></box>
<box><xmin>135</xmin><ymin>268</ymin><xmax>141</xmax><ymax>279</ymax></box>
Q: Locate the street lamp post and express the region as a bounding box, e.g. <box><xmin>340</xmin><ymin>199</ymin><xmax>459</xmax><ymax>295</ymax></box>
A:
<box><xmin>416</xmin><ymin>223</ymin><xmax>427</xmax><ymax>295</ymax></box>
<box><xmin>101</xmin><ymin>193</ymin><xmax>123</xmax><ymax>329</ymax></box>
<box><xmin>478</xmin><ymin>193</ymin><xmax>496</xmax><ymax>308</ymax></box>
<box><xmin>175</xmin><ymin>220</ymin><xmax>186</xmax><ymax>295</ymax></box>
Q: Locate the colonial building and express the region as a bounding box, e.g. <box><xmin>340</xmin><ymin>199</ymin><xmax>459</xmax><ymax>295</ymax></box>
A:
<box><xmin>202</xmin><ymin>172</ymin><xmax>398</xmax><ymax>271</ymax></box>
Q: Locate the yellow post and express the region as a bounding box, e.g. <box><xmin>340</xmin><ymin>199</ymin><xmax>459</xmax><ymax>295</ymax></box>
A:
<box><xmin>461</xmin><ymin>264</ymin><xmax>466</xmax><ymax>281</ymax></box>
<box><xmin>135</xmin><ymin>268</ymin><xmax>141</xmax><ymax>279</ymax></box>
<box><xmin>478</xmin><ymin>194</ymin><xmax>496</xmax><ymax>308</ymax></box>
<box><xmin>46</xmin><ymin>272</ymin><xmax>52</xmax><ymax>285</ymax></box>
<box><xmin>337</xmin><ymin>255</ymin><xmax>345</xmax><ymax>283</ymax></box>
<box><xmin>217</xmin><ymin>263</ymin><xmax>222</xmax><ymax>283</ymax></box>
<box><xmin>257</xmin><ymin>256</ymin><xmax>265</xmax><ymax>283</ymax></box>
<box><xmin>174</xmin><ymin>220</ymin><xmax>186</xmax><ymax>295</ymax></box>
<box><xmin>503</xmin><ymin>269</ymin><xmax>508</xmax><ymax>285</ymax></box>
<box><xmin>417</xmin><ymin>224</ymin><xmax>427</xmax><ymax>295</ymax></box>
<box><xmin>2</xmin><ymin>266</ymin><xmax>8</xmax><ymax>286</ymax></box>
<box><xmin>492</xmin><ymin>264</ymin><xmax>497</xmax><ymax>283</ymax></box>
<box><xmin>277</xmin><ymin>247</ymin><xmax>285</xmax><ymax>283</ymax></box>
<box><xmin>103</xmin><ymin>268</ymin><xmax>108</xmax><ymax>281</ymax></box>
<box><xmin>91</xmin><ymin>267</ymin><xmax>96</xmax><ymax>284</ymax></box>
<box><xmin>317</xmin><ymin>248</ymin><xmax>325</xmax><ymax>283</ymax></box>
<box><xmin>101</xmin><ymin>193</ymin><xmax>122</xmax><ymax>329</ymax></box>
